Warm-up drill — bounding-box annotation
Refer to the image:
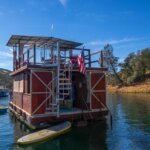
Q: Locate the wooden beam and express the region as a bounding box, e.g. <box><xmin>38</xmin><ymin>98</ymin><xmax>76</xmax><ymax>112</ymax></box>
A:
<box><xmin>100</xmin><ymin>50</ymin><xmax>103</xmax><ymax>67</ymax></box>
<box><xmin>27</xmin><ymin>49</ymin><xmax>29</xmax><ymax>63</ymax></box>
<box><xmin>60</xmin><ymin>47</ymin><xmax>90</xmax><ymax>51</ymax></box>
<box><xmin>88</xmin><ymin>49</ymin><xmax>91</xmax><ymax>67</ymax></box>
<box><xmin>33</xmin><ymin>44</ymin><xmax>36</xmax><ymax>64</ymax></box>
<box><xmin>69</xmin><ymin>49</ymin><xmax>72</xmax><ymax>57</ymax></box>
<box><xmin>85</xmin><ymin>60</ymin><xmax>99</xmax><ymax>65</ymax></box>
<box><xmin>13</xmin><ymin>46</ymin><xmax>17</xmax><ymax>71</ymax></box>
<box><xmin>85</xmin><ymin>50</ymin><xmax>100</xmax><ymax>57</ymax></box>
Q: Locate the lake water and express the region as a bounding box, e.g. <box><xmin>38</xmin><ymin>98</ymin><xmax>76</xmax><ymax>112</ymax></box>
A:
<box><xmin>0</xmin><ymin>93</ymin><xmax>150</xmax><ymax>150</ymax></box>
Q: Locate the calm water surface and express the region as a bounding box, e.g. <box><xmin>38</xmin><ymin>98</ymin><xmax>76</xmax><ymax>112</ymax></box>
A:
<box><xmin>0</xmin><ymin>93</ymin><xmax>150</xmax><ymax>150</ymax></box>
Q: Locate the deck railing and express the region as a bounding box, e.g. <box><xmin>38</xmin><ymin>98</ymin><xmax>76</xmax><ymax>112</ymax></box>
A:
<box><xmin>13</xmin><ymin>44</ymin><xmax>107</xmax><ymax>71</ymax></box>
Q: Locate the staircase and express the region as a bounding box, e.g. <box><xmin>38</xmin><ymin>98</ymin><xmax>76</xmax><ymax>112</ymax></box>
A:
<box><xmin>59</xmin><ymin>65</ymin><xmax>72</xmax><ymax>101</ymax></box>
<box><xmin>45</xmin><ymin>50</ymin><xmax>72</xmax><ymax>116</ymax></box>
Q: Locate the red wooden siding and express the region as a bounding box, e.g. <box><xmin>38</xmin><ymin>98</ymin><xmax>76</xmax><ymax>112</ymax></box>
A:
<box><xmin>31</xmin><ymin>94</ymin><xmax>48</xmax><ymax>114</ymax></box>
<box><xmin>91</xmin><ymin>72</ymin><xmax>106</xmax><ymax>109</ymax></box>
<box><xmin>91</xmin><ymin>73</ymin><xmax>106</xmax><ymax>91</ymax></box>
<box><xmin>32</xmin><ymin>71</ymin><xmax>52</xmax><ymax>92</ymax></box>
<box><xmin>91</xmin><ymin>92</ymin><xmax>106</xmax><ymax>109</ymax></box>
<box><xmin>31</xmin><ymin>71</ymin><xmax>53</xmax><ymax>114</ymax></box>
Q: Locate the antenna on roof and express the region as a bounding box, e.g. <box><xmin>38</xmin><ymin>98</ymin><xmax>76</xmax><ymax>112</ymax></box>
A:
<box><xmin>50</xmin><ymin>24</ymin><xmax>54</xmax><ymax>37</ymax></box>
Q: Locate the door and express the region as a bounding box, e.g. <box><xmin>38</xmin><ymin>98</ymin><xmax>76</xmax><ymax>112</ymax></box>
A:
<box><xmin>90</xmin><ymin>72</ymin><xmax>106</xmax><ymax>110</ymax></box>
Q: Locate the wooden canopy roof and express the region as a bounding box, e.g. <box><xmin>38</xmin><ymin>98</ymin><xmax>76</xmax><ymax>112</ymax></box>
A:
<box><xmin>7</xmin><ymin>35</ymin><xmax>82</xmax><ymax>48</ymax></box>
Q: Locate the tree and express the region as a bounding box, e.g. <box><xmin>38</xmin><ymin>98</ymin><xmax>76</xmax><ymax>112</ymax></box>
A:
<box><xmin>106</xmin><ymin>47</ymin><xmax>150</xmax><ymax>85</ymax></box>
<box><xmin>0</xmin><ymin>69</ymin><xmax>12</xmax><ymax>89</ymax></box>
<box><xmin>120</xmin><ymin>53</ymin><xmax>136</xmax><ymax>84</ymax></box>
<box><xmin>140</xmin><ymin>48</ymin><xmax>150</xmax><ymax>71</ymax></box>
<box><xmin>119</xmin><ymin>48</ymin><xmax>150</xmax><ymax>84</ymax></box>
<box><xmin>103</xmin><ymin>44</ymin><xmax>123</xmax><ymax>85</ymax></box>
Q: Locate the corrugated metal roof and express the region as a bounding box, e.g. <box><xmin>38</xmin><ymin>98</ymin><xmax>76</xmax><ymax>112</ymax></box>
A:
<box><xmin>7</xmin><ymin>35</ymin><xmax>82</xmax><ymax>48</ymax></box>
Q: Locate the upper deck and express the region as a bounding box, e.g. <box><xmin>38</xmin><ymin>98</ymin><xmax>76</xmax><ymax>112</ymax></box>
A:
<box><xmin>7</xmin><ymin>35</ymin><xmax>107</xmax><ymax>75</ymax></box>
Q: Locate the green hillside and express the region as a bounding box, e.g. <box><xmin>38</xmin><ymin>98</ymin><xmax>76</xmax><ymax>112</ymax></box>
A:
<box><xmin>0</xmin><ymin>68</ymin><xmax>12</xmax><ymax>89</ymax></box>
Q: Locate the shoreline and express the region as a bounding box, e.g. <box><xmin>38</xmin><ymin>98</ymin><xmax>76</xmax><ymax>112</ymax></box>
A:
<box><xmin>107</xmin><ymin>82</ymin><xmax>150</xmax><ymax>93</ymax></box>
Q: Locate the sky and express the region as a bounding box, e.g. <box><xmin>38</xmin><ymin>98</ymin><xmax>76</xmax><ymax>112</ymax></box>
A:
<box><xmin>0</xmin><ymin>0</ymin><xmax>150</xmax><ymax>70</ymax></box>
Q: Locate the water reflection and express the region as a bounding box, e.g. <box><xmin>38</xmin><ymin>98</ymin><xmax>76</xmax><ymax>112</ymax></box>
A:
<box><xmin>0</xmin><ymin>94</ymin><xmax>150</xmax><ymax>150</ymax></box>
<box><xmin>107</xmin><ymin>93</ymin><xmax>150</xmax><ymax>150</ymax></box>
<box><xmin>13</xmin><ymin>121</ymin><xmax>108</xmax><ymax>150</ymax></box>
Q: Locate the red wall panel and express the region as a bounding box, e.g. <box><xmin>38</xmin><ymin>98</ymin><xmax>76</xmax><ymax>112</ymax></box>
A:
<box><xmin>31</xmin><ymin>94</ymin><xmax>52</xmax><ymax>114</ymax></box>
<box><xmin>91</xmin><ymin>92</ymin><xmax>106</xmax><ymax>109</ymax></box>
<box><xmin>32</xmin><ymin>72</ymin><xmax>52</xmax><ymax>92</ymax></box>
<box><xmin>31</xmin><ymin>71</ymin><xmax>53</xmax><ymax>114</ymax></box>
<box><xmin>91</xmin><ymin>72</ymin><xmax>106</xmax><ymax>109</ymax></box>
<box><xmin>91</xmin><ymin>73</ymin><xmax>106</xmax><ymax>90</ymax></box>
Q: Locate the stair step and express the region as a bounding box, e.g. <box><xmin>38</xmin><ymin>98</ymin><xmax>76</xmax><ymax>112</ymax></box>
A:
<box><xmin>49</xmin><ymin>103</ymin><xmax>58</xmax><ymax>106</ymax></box>
<box><xmin>59</xmin><ymin>86</ymin><xmax>71</xmax><ymax>89</ymax></box>
<box><xmin>59</xmin><ymin>81</ymin><xmax>70</xmax><ymax>83</ymax></box>
<box><xmin>46</xmin><ymin>107</ymin><xmax>58</xmax><ymax>111</ymax></box>
<box><xmin>59</xmin><ymin>93</ymin><xmax>70</xmax><ymax>95</ymax></box>
<box><xmin>59</xmin><ymin>74</ymin><xmax>65</xmax><ymax>77</ymax></box>
<box><xmin>57</xmin><ymin>97</ymin><xmax>71</xmax><ymax>100</ymax></box>
<box><xmin>59</xmin><ymin>89</ymin><xmax>70</xmax><ymax>92</ymax></box>
<box><xmin>56</xmin><ymin>98</ymin><xmax>64</xmax><ymax>101</ymax></box>
<box><xmin>59</xmin><ymin>87</ymin><xmax>71</xmax><ymax>90</ymax></box>
<box><xmin>60</xmin><ymin>70</ymin><xmax>67</xmax><ymax>72</ymax></box>
<box><xmin>58</xmin><ymin>99</ymin><xmax>64</xmax><ymax>101</ymax></box>
<box><xmin>59</xmin><ymin>83</ymin><xmax>71</xmax><ymax>85</ymax></box>
<box><xmin>59</xmin><ymin>78</ymin><xmax>70</xmax><ymax>81</ymax></box>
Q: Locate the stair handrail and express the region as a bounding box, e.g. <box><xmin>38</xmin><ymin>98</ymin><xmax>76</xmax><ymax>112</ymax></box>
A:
<box><xmin>32</xmin><ymin>58</ymin><xmax>74</xmax><ymax>115</ymax></box>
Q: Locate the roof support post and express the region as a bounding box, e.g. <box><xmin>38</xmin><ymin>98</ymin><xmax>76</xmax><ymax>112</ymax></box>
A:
<box><xmin>13</xmin><ymin>46</ymin><xmax>17</xmax><ymax>71</ymax></box>
<box><xmin>56</xmin><ymin>42</ymin><xmax>60</xmax><ymax>117</ymax></box>
<box><xmin>33</xmin><ymin>43</ymin><xmax>36</xmax><ymax>64</ymax></box>
<box><xmin>19</xmin><ymin>43</ymin><xmax>24</xmax><ymax>68</ymax></box>
<box><xmin>69</xmin><ymin>49</ymin><xmax>72</xmax><ymax>57</ymax></box>
<box><xmin>100</xmin><ymin>50</ymin><xmax>103</xmax><ymax>67</ymax></box>
<box><xmin>27</xmin><ymin>49</ymin><xmax>29</xmax><ymax>64</ymax></box>
<box><xmin>88</xmin><ymin>49</ymin><xmax>91</xmax><ymax>67</ymax></box>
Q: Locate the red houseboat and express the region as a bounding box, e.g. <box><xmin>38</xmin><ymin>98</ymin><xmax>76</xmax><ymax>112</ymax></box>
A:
<box><xmin>7</xmin><ymin>35</ymin><xmax>109</xmax><ymax>129</ymax></box>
